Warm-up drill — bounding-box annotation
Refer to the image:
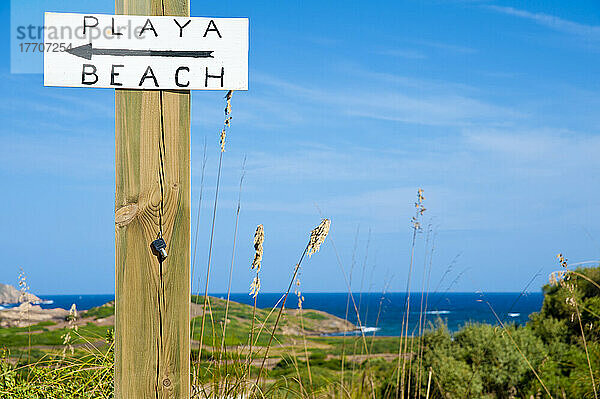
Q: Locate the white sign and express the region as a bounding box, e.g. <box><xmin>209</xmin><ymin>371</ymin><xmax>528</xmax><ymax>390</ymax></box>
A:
<box><xmin>43</xmin><ymin>13</ymin><xmax>248</xmax><ymax>90</ymax></box>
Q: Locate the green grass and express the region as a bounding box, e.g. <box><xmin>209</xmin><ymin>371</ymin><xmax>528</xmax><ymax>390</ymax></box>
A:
<box><xmin>303</xmin><ymin>312</ymin><xmax>327</xmax><ymax>321</ymax></box>
<box><xmin>189</xmin><ymin>295</ymin><xmax>351</xmax><ymax>347</ymax></box>
<box><xmin>2</xmin><ymin>267</ymin><xmax>599</xmax><ymax>398</ymax></box>
<box><xmin>81</xmin><ymin>302</ymin><xmax>114</xmax><ymax>320</ymax></box>
<box><xmin>0</xmin><ymin>321</ymin><xmax>111</xmax><ymax>350</ymax></box>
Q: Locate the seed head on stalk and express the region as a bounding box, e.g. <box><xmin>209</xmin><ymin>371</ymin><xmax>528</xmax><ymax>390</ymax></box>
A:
<box><xmin>250</xmin><ymin>225</ymin><xmax>264</xmax><ymax>298</ymax></box>
<box><xmin>220</xmin><ymin>90</ymin><xmax>234</xmax><ymax>152</ymax></box>
<box><xmin>219</xmin><ymin>129</ymin><xmax>226</xmax><ymax>152</ymax></box>
<box><xmin>295</xmin><ymin>278</ymin><xmax>304</xmax><ymax>309</ymax></box>
<box><xmin>249</xmin><ymin>276</ymin><xmax>261</xmax><ymax>298</ymax></box>
<box><xmin>549</xmin><ymin>270</ymin><xmax>567</xmax><ymax>287</ymax></box>
<box><xmin>251</xmin><ymin>224</ymin><xmax>264</xmax><ymax>272</ymax></box>
<box><xmin>307</xmin><ymin>218</ymin><xmax>331</xmax><ymax>257</ymax></box>
<box><xmin>253</xmin><ymin>218</ymin><xmax>331</xmax><ymax>393</ymax></box>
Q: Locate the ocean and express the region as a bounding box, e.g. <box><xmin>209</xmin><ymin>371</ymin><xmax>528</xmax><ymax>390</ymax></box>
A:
<box><xmin>2</xmin><ymin>292</ymin><xmax>544</xmax><ymax>336</ymax></box>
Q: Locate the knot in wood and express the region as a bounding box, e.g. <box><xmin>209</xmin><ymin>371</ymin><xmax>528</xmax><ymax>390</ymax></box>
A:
<box><xmin>115</xmin><ymin>204</ymin><xmax>138</xmax><ymax>227</ymax></box>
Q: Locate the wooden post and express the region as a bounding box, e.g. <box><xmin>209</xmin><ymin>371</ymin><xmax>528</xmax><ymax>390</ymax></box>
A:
<box><xmin>114</xmin><ymin>0</ymin><xmax>190</xmax><ymax>398</ymax></box>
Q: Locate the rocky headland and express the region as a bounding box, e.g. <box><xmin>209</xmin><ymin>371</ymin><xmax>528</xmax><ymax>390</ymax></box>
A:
<box><xmin>0</xmin><ymin>283</ymin><xmax>41</xmax><ymax>305</ymax></box>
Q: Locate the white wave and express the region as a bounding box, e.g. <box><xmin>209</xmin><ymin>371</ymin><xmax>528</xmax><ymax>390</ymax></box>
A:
<box><xmin>426</xmin><ymin>310</ymin><xmax>450</xmax><ymax>315</ymax></box>
<box><xmin>360</xmin><ymin>326</ymin><xmax>381</xmax><ymax>333</ymax></box>
<box><xmin>33</xmin><ymin>300</ymin><xmax>54</xmax><ymax>305</ymax></box>
<box><xmin>508</xmin><ymin>313</ymin><xmax>520</xmax><ymax>317</ymax></box>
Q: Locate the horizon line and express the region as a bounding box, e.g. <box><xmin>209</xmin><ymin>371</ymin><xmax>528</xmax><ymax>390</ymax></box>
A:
<box><xmin>34</xmin><ymin>290</ymin><xmax>545</xmax><ymax>296</ymax></box>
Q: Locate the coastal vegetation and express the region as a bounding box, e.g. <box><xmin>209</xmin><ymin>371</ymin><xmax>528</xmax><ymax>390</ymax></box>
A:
<box><xmin>0</xmin><ymin>264</ymin><xmax>599</xmax><ymax>398</ymax></box>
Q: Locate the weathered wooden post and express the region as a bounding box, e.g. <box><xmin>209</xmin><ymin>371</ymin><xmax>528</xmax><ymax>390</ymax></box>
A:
<box><xmin>114</xmin><ymin>0</ymin><xmax>190</xmax><ymax>397</ymax></box>
<box><xmin>43</xmin><ymin>6</ymin><xmax>248</xmax><ymax>398</ymax></box>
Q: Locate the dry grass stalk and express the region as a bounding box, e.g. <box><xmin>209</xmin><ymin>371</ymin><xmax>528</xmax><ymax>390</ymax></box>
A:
<box><xmin>425</xmin><ymin>367</ymin><xmax>432</xmax><ymax>399</ymax></box>
<box><xmin>219</xmin><ymin>129</ymin><xmax>226</xmax><ymax>153</ymax></box>
<box><xmin>220</xmin><ymin>90</ymin><xmax>233</xmax><ymax>153</ymax></box>
<box><xmin>61</xmin><ymin>304</ymin><xmax>78</xmax><ymax>358</ymax></box>
<box><xmin>249</xmin><ymin>277</ymin><xmax>261</xmax><ymax>299</ymax></box>
<box><xmin>252</xmin><ymin>219</ymin><xmax>331</xmax><ymax>395</ymax></box>
<box><xmin>17</xmin><ymin>269</ymin><xmax>30</xmax><ymax>305</ymax></box>
<box><xmin>295</xmin><ymin>277</ymin><xmax>314</xmax><ymax>389</ymax></box>
<box><xmin>369</xmin><ymin>277</ymin><xmax>392</xmax><ymax>356</ymax></box>
<box><xmin>288</xmin><ymin>341</ymin><xmax>308</xmax><ymax>398</ymax></box>
<box><xmin>198</xmin><ymin>90</ymin><xmax>234</xmax><ymax>365</ymax></box>
<box><xmin>248</xmin><ymin>224</ymin><xmax>264</xmax><ymax>379</ymax></box>
<box><xmin>325</xmin><ymin>224</ymin><xmax>377</xmax><ymax>399</ymax></box>
<box><xmin>307</xmin><ymin>218</ymin><xmax>331</xmax><ymax>257</ymax></box>
<box><xmin>485</xmin><ymin>300</ymin><xmax>553</xmax><ymax>399</ymax></box>
<box><xmin>252</xmin><ymin>224</ymin><xmax>264</xmax><ymax>273</ymax></box>
<box><xmin>397</xmin><ymin>188</ymin><xmax>425</xmax><ymax>399</ymax></box>
<box><xmin>250</xmin><ymin>224</ymin><xmax>264</xmax><ymax>299</ymax></box>
<box><xmin>416</xmin><ymin>225</ymin><xmax>434</xmax><ymax>398</ymax></box>
<box><xmin>17</xmin><ymin>268</ymin><xmax>32</xmax><ymax>362</ymax></box>
<box><xmin>219</xmin><ymin>162</ymin><xmax>246</xmax><ymax>387</ymax></box>
<box><xmin>557</xmin><ymin>253</ymin><xmax>598</xmax><ymax>399</ymax></box>
<box><xmin>356</xmin><ymin>230</ymin><xmax>371</xmax><ymax>365</ymax></box>
<box><xmin>341</xmin><ymin>226</ymin><xmax>360</xmax><ymax>393</ymax></box>
<box><xmin>190</xmin><ymin>140</ymin><xmax>207</xmax><ymax>374</ymax></box>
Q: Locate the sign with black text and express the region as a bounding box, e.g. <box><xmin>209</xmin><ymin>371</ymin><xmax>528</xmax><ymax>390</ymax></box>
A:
<box><xmin>43</xmin><ymin>12</ymin><xmax>248</xmax><ymax>90</ymax></box>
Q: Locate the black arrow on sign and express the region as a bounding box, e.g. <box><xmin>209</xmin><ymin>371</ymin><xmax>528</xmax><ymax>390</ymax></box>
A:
<box><xmin>66</xmin><ymin>43</ymin><xmax>214</xmax><ymax>60</ymax></box>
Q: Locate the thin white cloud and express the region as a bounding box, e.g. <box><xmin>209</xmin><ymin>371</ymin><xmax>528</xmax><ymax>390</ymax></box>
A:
<box><xmin>336</xmin><ymin>63</ymin><xmax>479</xmax><ymax>92</ymax></box>
<box><xmin>489</xmin><ymin>6</ymin><xmax>600</xmax><ymax>39</ymax></box>
<box><xmin>234</xmin><ymin>126</ymin><xmax>600</xmax><ymax>233</ymax></box>
<box><xmin>252</xmin><ymin>71</ymin><xmax>520</xmax><ymax>127</ymax></box>
<box><xmin>463</xmin><ymin>128</ymin><xmax>600</xmax><ymax>169</ymax></box>
<box><xmin>410</xmin><ymin>39</ymin><xmax>476</xmax><ymax>54</ymax></box>
<box><xmin>377</xmin><ymin>48</ymin><xmax>428</xmax><ymax>59</ymax></box>
<box><xmin>343</xmin><ymin>92</ymin><xmax>518</xmax><ymax>127</ymax></box>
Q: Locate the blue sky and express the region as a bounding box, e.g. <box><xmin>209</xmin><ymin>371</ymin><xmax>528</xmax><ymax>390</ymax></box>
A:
<box><xmin>1</xmin><ymin>1</ymin><xmax>599</xmax><ymax>295</ymax></box>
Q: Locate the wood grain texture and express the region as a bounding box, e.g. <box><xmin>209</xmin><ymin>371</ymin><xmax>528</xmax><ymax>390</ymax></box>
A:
<box><xmin>115</xmin><ymin>1</ymin><xmax>190</xmax><ymax>398</ymax></box>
